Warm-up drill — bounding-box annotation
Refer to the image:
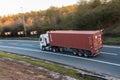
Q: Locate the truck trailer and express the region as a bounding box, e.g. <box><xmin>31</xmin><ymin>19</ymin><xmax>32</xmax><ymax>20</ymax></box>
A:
<box><xmin>39</xmin><ymin>30</ymin><xmax>102</xmax><ymax>57</ymax></box>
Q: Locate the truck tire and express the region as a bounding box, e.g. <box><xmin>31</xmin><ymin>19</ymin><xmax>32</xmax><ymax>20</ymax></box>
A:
<box><xmin>52</xmin><ymin>48</ymin><xmax>57</xmax><ymax>52</ymax></box>
<box><xmin>42</xmin><ymin>46</ymin><xmax>46</xmax><ymax>51</ymax></box>
<box><xmin>83</xmin><ymin>50</ymin><xmax>91</xmax><ymax>57</ymax></box>
<box><xmin>59</xmin><ymin>48</ymin><xmax>64</xmax><ymax>52</ymax></box>
<box><xmin>72</xmin><ymin>49</ymin><xmax>79</xmax><ymax>55</ymax></box>
<box><xmin>73</xmin><ymin>49</ymin><xmax>82</xmax><ymax>56</ymax></box>
<box><xmin>78</xmin><ymin>52</ymin><xmax>83</xmax><ymax>57</ymax></box>
<box><xmin>77</xmin><ymin>50</ymin><xmax>84</xmax><ymax>57</ymax></box>
<box><xmin>83</xmin><ymin>53</ymin><xmax>89</xmax><ymax>57</ymax></box>
<box><xmin>73</xmin><ymin>51</ymin><xmax>77</xmax><ymax>55</ymax></box>
<box><xmin>49</xmin><ymin>47</ymin><xmax>52</xmax><ymax>51</ymax></box>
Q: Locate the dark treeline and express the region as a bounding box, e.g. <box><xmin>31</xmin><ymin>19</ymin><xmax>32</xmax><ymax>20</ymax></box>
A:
<box><xmin>0</xmin><ymin>0</ymin><xmax>120</xmax><ymax>37</ymax></box>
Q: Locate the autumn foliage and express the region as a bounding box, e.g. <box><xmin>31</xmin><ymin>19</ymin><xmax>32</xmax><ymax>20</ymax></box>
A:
<box><xmin>0</xmin><ymin>0</ymin><xmax>120</xmax><ymax>37</ymax></box>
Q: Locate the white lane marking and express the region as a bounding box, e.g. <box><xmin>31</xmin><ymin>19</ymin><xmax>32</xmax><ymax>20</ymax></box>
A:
<box><xmin>103</xmin><ymin>45</ymin><xmax>120</xmax><ymax>49</ymax></box>
<box><xmin>6</xmin><ymin>42</ymin><xmax>36</xmax><ymax>47</ymax></box>
<box><xmin>101</xmin><ymin>52</ymin><xmax>118</xmax><ymax>56</ymax></box>
<box><xmin>0</xmin><ymin>45</ymin><xmax>120</xmax><ymax>67</ymax></box>
<box><xmin>0</xmin><ymin>40</ymin><xmax>38</xmax><ymax>42</ymax></box>
<box><xmin>8</xmin><ymin>43</ymin><xmax>18</xmax><ymax>45</ymax></box>
<box><xmin>0</xmin><ymin>45</ymin><xmax>42</xmax><ymax>53</ymax></box>
<box><xmin>22</xmin><ymin>44</ymin><xmax>34</xmax><ymax>47</ymax></box>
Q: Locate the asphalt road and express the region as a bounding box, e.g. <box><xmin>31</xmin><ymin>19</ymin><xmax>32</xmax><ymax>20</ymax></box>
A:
<box><xmin>0</xmin><ymin>40</ymin><xmax>120</xmax><ymax>78</ymax></box>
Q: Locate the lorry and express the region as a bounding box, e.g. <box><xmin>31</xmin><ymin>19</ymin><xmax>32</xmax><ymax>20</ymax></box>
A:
<box><xmin>39</xmin><ymin>30</ymin><xmax>102</xmax><ymax>57</ymax></box>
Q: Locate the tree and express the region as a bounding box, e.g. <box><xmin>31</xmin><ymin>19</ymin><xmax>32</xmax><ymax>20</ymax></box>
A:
<box><xmin>89</xmin><ymin>0</ymin><xmax>101</xmax><ymax>8</ymax></box>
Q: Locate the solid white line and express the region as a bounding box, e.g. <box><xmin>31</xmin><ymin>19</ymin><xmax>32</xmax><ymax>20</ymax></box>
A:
<box><xmin>103</xmin><ymin>45</ymin><xmax>120</xmax><ymax>49</ymax></box>
<box><xmin>22</xmin><ymin>44</ymin><xmax>34</xmax><ymax>47</ymax></box>
<box><xmin>8</xmin><ymin>43</ymin><xmax>18</xmax><ymax>45</ymax></box>
<box><xmin>0</xmin><ymin>45</ymin><xmax>41</xmax><ymax>52</ymax></box>
<box><xmin>0</xmin><ymin>45</ymin><xmax>120</xmax><ymax>67</ymax></box>
<box><xmin>101</xmin><ymin>52</ymin><xmax>118</xmax><ymax>56</ymax></box>
<box><xmin>7</xmin><ymin>43</ymin><xmax>36</xmax><ymax>47</ymax></box>
<box><xmin>0</xmin><ymin>40</ymin><xmax>38</xmax><ymax>42</ymax></box>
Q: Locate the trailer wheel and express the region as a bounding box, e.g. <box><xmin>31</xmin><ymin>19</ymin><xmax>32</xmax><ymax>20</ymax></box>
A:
<box><xmin>77</xmin><ymin>50</ymin><xmax>84</xmax><ymax>57</ymax></box>
<box><xmin>73</xmin><ymin>51</ymin><xmax>77</xmax><ymax>55</ymax></box>
<box><xmin>59</xmin><ymin>48</ymin><xmax>64</xmax><ymax>52</ymax></box>
<box><xmin>78</xmin><ymin>52</ymin><xmax>83</xmax><ymax>57</ymax></box>
<box><xmin>83</xmin><ymin>53</ymin><xmax>89</xmax><ymax>57</ymax></box>
<box><xmin>83</xmin><ymin>50</ymin><xmax>90</xmax><ymax>57</ymax></box>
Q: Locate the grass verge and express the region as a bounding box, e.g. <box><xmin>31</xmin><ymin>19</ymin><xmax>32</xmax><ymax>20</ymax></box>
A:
<box><xmin>0</xmin><ymin>51</ymin><xmax>103</xmax><ymax>80</ymax></box>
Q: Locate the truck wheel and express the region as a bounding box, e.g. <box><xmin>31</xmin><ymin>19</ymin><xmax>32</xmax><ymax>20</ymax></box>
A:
<box><xmin>83</xmin><ymin>50</ymin><xmax>90</xmax><ymax>57</ymax></box>
<box><xmin>42</xmin><ymin>46</ymin><xmax>46</xmax><ymax>51</ymax></box>
<box><xmin>59</xmin><ymin>48</ymin><xmax>63</xmax><ymax>52</ymax></box>
<box><xmin>83</xmin><ymin>53</ymin><xmax>89</xmax><ymax>57</ymax></box>
<box><xmin>49</xmin><ymin>47</ymin><xmax>52</xmax><ymax>51</ymax></box>
<box><xmin>52</xmin><ymin>48</ymin><xmax>56</xmax><ymax>52</ymax></box>
<box><xmin>78</xmin><ymin>52</ymin><xmax>83</xmax><ymax>57</ymax></box>
<box><xmin>73</xmin><ymin>51</ymin><xmax>77</xmax><ymax>55</ymax></box>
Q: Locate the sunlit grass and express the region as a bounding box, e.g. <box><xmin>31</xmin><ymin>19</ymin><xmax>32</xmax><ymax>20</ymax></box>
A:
<box><xmin>0</xmin><ymin>51</ymin><xmax>102</xmax><ymax>80</ymax></box>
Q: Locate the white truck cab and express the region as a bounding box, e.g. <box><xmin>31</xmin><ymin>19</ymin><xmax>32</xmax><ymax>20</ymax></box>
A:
<box><xmin>39</xmin><ymin>33</ymin><xmax>49</xmax><ymax>50</ymax></box>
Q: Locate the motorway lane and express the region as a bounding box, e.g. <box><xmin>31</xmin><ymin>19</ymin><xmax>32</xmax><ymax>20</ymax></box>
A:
<box><xmin>0</xmin><ymin>40</ymin><xmax>40</xmax><ymax>50</ymax></box>
<box><xmin>0</xmin><ymin>40</ymin><xmax>120</xmax><ymax>78</ymax></box>
<box><xmin>0</xmin><ymin>40</ymin><xmax>120</xmax><ymax>64</ymax></box>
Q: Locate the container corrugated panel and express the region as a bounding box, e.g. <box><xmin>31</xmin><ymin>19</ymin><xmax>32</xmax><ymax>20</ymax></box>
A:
<box><xmin>48</xmin><ymin>31</ymin><xmax>102</xmax><ymax>51</ymax></box>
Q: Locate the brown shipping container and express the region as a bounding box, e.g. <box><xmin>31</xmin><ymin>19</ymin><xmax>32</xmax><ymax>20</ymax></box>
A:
<box><xmin>48</xmin><ymin>31</ymin><xmax>102</xmax><ymax>56</ymax></box>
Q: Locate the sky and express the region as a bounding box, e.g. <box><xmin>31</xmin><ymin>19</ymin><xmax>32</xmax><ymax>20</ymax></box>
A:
<box><xmin>0</xmin><ymin>0</ymin><xmax>79</xmax><ymax>16</ymax></box>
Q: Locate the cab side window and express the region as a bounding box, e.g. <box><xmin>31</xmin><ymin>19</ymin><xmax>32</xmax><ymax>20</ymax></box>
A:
<box><xmin>40</xmin><ymin>38</ymin><xmax>42</xmax><ymax>41</ymax></box>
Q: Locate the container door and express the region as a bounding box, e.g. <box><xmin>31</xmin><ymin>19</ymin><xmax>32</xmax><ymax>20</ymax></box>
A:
<box><xmin>88</xmin><ymin>37</ymin><xmax>93</xmax><ymax>49</ymax></box>
<box><xmin>93</xmin><ymin>33</ymin><xmax>102</xmax><ymax>50</ymax></box>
